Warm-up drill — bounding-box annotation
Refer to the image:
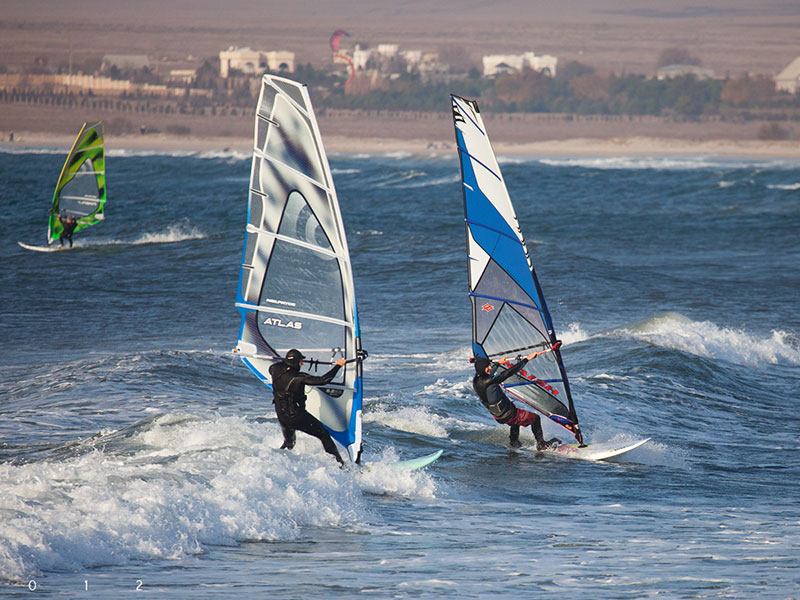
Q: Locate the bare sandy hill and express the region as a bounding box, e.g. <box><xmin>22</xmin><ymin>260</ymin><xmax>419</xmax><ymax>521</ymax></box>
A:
<box><xmin>2</xmin><ymin>0</ymin><xmax>799</xmax><ymax>75</ymax></box>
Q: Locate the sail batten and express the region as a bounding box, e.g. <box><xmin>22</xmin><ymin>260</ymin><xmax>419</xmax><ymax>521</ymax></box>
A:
<box><xmin>452</xmin><ymin>94</ymin><xmax>582</xmax><ymax>443</ymax></box>
<box><xmin>252</xmin><ymin>148</ymin><xmax>333</xmax><ymax>193</ymax></box>
<box><xmin>235</xmin><ymin>302</ymin><xmax>355</xmax><ymax>329</ymax></box>
<box><xmin>236</xmin><ymin>75</ymin><xmax>364</xmax><ymax>462</ymax></box>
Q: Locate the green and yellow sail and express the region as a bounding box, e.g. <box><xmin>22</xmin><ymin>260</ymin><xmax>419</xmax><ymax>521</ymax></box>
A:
<box><xmin>48</xmin><ymin>121</ymin><xmax>106</xmax><ymax>244</ymax></box>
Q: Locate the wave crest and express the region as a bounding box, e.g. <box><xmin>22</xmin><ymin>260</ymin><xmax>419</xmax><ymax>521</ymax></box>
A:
<box><xmin>620</xmin><ymin>312</ymin><xmax>800</xmax><ymax>367</ymax></box>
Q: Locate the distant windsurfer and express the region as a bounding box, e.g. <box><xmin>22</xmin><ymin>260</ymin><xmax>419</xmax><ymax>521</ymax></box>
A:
<box><xmin>58</xmin><ymin>213</ymin><xmax>78</xmax><ymax>247</ymax></box>
<box><xmin>269</xmin><ymin>349</ymin><xmax>347</xmax><ymax>465</ymax></box>
<box><xmin>473</xmin><ymin>352</ymin><xmax>560</xmax><ymax>450</ymax></box>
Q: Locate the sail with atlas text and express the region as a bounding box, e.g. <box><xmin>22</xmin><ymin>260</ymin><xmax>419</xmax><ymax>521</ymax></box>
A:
<box><xmin>234</xmin><ymin>75</ymin><xmax>365</xmax><ymax>462</ymax></box>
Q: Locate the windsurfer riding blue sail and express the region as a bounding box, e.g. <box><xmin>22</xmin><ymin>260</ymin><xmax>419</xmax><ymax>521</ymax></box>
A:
<box><xmin>451</xmin><ymin>93</ymin><xmax>584</xmax><ymax>446</ymax></box>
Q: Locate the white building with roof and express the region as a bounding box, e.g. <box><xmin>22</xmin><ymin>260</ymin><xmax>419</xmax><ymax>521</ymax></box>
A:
<box><xmin>776</xmin><ymin>56</ymin><xmax>800</xmax><ymax>94</ymax></box>
<box><xmin>219</xmin><ymin>47</ymin><xmax>294</xmax><ymax>78</ymax></box>
<box><xmin>483</xmin><ymin>52</ymin><xmax>557</xmax><ymax>77</ymax></box>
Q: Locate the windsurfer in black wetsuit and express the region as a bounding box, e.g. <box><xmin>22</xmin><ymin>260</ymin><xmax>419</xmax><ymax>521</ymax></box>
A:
<box><xmin>59</xmin><ymin>213</ymin><xmax>78</xmax><ymax>247</ymax></box>
<box><xmin>473</xmin><ymin>351</ymin><xmax>560</xmax><ymax>450</ymax></box>
<box><xmin>269</xmin><ymin>349</ymin><xmax>347</xmax><ymax>465</ymax></box>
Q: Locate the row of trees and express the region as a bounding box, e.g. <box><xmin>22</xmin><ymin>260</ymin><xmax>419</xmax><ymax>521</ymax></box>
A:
<box><xmin>316</xmin><ymin>61</ymin><xmax>799</xmax><ymax>118</ymax></box>
<box><xmin>4</xmin><ymin>53</ymin><xmax>798</xmax><ymax>120</ymax></box>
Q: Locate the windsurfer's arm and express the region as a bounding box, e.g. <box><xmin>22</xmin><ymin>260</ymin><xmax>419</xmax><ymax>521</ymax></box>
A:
<box><xmin>491</xmin><ymin>358</ymin><xmax>528</xmax><ymax>384</ymax></box>
<box><xmin>299</xmin><ymin>362</ymin><xmax>343</xmax><ymax>386</ymax></box>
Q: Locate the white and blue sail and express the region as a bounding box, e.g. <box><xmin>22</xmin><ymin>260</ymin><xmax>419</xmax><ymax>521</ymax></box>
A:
<box><xmin>451</xmin><ymin>94</ymin><xmax>583</xmax><ymax>444</ymax></box>
<box><xmin>235</xmin><ymin>75</ymin><xmax>364</xmax><ymax>462</ymax></box>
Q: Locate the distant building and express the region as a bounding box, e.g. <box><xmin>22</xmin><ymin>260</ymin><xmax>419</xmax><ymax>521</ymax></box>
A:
<box><xmin>102</xmin><ymin>54</ymin><xmax>151</xmax><ymax>71</ymax></box>
<box><xmin>219</xmin><ymin>46</ymin><xmax>294</xmax><ymax>78</ymax></box>
<box><xmin>656</xmin><ymin>64</ymin><xmax>715</xmax><ymax>80</ymax></box>
<box><xmin>169</xmin><ymin>69</ymin><xmax>197</xmax><ymax>84</ymax></box>
<box><xmin>352</xmin><ymin>45</ymin><xmax>372</xmax><ymax>71</ymax></box>
<box><xmin>483</xmin><ymin>52</ymin><xmax>557</xmax><ymax>77</ymax></box>
<box><xmin>377</xmin><ymin>44</ymin><xmax>399</xmax><ymax>59</ymax></box>
<box><xmin>347</xmin><ymin>43</ymin><xmax>445</xmax><ymax>77</ymax></box>
<box><xmin>776</xmin><ymin>56</ymin><xmax>800</xmax><ymax>94</ymax></box>
<box><xmin>264</xmin><ymin>51</ymin><xmax>295</xmax><ymax>73</ymax></box>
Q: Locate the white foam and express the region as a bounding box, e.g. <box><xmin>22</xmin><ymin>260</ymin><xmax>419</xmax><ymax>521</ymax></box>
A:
<box><xmin>107</xmin><ymin>148</ymin><xmax>250</xmax><ymax>162</ymax></box>
<box><xmin>766</xmin><ymin>182</ymin><xmax>800</xmax><ymax>190</ymax></box>
<box><xmin>364</xmin><ymin>404</ymin><xmax>461</xmax><ymax>438</ymax></box>
<box><xmin>559</xmin><ymin>322</ymin><xmax>590</xmax><ymax>345</ymax></box>
<box><xmin>0</xmin><ymin>412</ymin><xmax>437</xmax><ymax>582</ymax></box>
<box><xmin>130</xmin><ymin>223</ymin><xmax>205</xmax><ymax>245</ymax></box>
<box><xmin>619</xmin><ymin>312</ymin><xmax>800</xmax><ymax>367</ymax></box>
<box><xmin>538</xmin><ymin>156</ymin><xmax>800</xmax><ymax>171</ymax></box>
<box><xmin>70</xmin><ymin>223</ymin><xmax>206</xmax><ymax>249</ymax></box>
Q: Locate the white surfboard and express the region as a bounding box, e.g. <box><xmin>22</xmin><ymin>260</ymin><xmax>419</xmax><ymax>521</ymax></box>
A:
<box><xmin>18</xmin><ymin>241</ymin><xmax>71</xmax><ymax>252</ymax></box>
<box><xmin>544</xmin><ymin>438</ymin><xmax>651</xmax><ymax>461</ymax></box>
<box><xmin>362</xmin><ymin>449</ymin><xmax>443</xmax><ymax>472</ymax></box>
<box><xmin>389</xmin><ymin>449</ymin><xmax>443</xmax><ymax>471</ymax></box>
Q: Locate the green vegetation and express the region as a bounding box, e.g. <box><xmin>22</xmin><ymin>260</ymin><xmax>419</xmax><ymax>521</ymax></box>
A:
<box><xmin>311</xmin><ymin>62</ymin><xmax>800</xmax><ymax>119</ymax></box>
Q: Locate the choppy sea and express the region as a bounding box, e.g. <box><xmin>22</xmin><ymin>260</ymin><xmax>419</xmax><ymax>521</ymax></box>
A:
<box><xmin>1</xmin><ymin>146</ymin><xmax>799</xmax><ymax>598</ymax></box>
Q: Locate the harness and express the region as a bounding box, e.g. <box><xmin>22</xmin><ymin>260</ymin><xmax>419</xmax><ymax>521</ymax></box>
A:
<box><xmin>474</xmin><ymin>375</ymin><xmax>518</xmax><ymax>423</ymax></box>
<box><xmin>273</xmin><ymin>375</ymin><xmax>306</xmax><ymax>420</ymax></box>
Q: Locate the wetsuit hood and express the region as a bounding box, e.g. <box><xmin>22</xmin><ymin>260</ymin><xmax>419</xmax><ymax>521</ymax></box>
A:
<box><xmin>474</xmin><ymin>357</ymin><xmax>491</xmax><ymax>374</ymax></box>
<box><xmin>285</xmin><ymin>349</ymin><xmax>305</xmax><ymax>368</ymax></box>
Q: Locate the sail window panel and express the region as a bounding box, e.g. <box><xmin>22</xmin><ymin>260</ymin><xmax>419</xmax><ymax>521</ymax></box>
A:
<box><xmin>264</xmin><ymin>95</ymin><xmax>325</xmax><ymax>185</ymax></box>
<box><xmin>298</xmin><ymin>182</ymin><xmax>340</xmax><ymax>252</ymax></box>
<box><xmin>255</xmin><ymin>309</ymin><xmax>346</xmax><ymax>385</ymax></box>
<box><xmin>488</xmin><ymin>235</ymin><xmax>541</xmax><ymax>305</ymax></box>
<box><xmin>473</xmin><ymin>259</ymin><xmax>548</xmax><ymax>339</ymax></box>
<box><xmin>277</xmin><ymin>191</ymin><xmax>335</xmax><ymax>252</ymax></box>
<box><xmin>59</xmin><ymin>161</ymin><xmax>101</xmax><ymax>216</ymax></box>
<box><xmin>261</xmin><ymin>238</ymin><xmax>344</xmax><ymax>321</ymax></box>
<box><xmin>475</xmin><ymin>259</ymin><xmax>536</xmax><ymax>309</ymax></box>
<box><xmin>506</xmin><ymin>376</ymin><xmax>570</xmax><ymax>419</ymax></box>
<box><xmin>482</xmin><ymin>304</ymin><xmax>547</xmax><ymax>356</ymax></box>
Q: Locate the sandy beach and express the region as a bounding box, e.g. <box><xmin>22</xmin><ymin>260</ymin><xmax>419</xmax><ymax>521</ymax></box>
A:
<box><xmin>4</xmin><ymin>129</ymin><xmax>800</xmax><ymax>159</ymax></box>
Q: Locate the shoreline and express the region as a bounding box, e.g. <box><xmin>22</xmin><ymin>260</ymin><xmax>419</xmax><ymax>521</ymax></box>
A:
<box><xmin>3</xmin><ymin>130</ymin><xmax>800</xmax><ymax>159</ymax></box>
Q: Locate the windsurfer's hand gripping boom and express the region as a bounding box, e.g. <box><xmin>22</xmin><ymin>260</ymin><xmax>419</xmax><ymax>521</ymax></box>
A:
<box><xmin>500</xmin><ymin>341</ymin><xmax>561</xmax><ymax>363</ymax></box>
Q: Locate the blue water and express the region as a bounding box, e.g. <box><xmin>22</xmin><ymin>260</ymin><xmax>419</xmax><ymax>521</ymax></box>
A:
<box><xmin>1</xmin><ymin>147</ymin><xmax>799</xmax><ymax>598</ymax></box>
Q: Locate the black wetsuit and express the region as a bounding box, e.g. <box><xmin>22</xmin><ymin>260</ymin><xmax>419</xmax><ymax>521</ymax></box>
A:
<box><xmin>60</xmin><ymin>216</ymin><xmax>77</xmax><ymax>247</ymax></box>
<box><xmin>472</xmin><ymin>359</ymin><xmax>528</xmax><ymax>423</ymax></box>
<box><xmin>269</xmin><ymin>361</ymin><xmax>344</xmax><ymax>464</ymax></box>
<box><xmin>473</xmin><ymin>358</ymin><xmax>546</xmax><ymax>447</ymax></box>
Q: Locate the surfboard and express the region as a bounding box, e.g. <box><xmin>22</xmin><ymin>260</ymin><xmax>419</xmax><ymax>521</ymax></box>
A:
<box><xmin>17</xmin><ymin>241</ymin><xmax>71</xmax><ymax>252</ymax></box>
<box><xmin>543</xmin><ymin>438</ymin><xmax>650</xmax><ymax>461</ymax></box>
<box><xmin>388</xmin><ymin>449</ymin><xmax>443</xmax><ymax>471</ymax></box>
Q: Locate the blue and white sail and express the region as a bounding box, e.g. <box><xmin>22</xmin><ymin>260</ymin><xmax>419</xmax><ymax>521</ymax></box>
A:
<box><xmin>451</xmin><ymin>94</ymin><xmax>583</xmax><ymax>443</ymax></box>
<box><xmin>235</xmin><ymin>75</ymin><xmax>364</xmax><ymax>462</ymax></box>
